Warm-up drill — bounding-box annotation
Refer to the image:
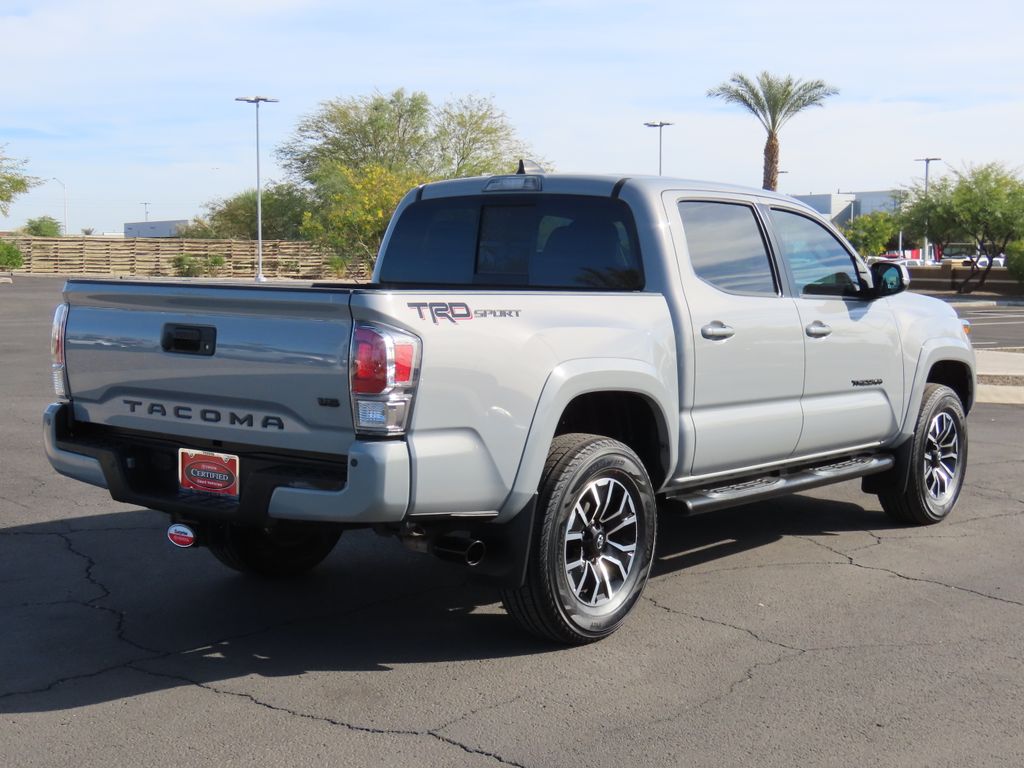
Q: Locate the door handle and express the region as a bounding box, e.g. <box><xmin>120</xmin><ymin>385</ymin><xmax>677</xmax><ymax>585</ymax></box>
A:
<box><xmin>701</xmin><ymin>321</ymin><xmax>735</xmax><ymax>340</ymax></box>
<box><xmin>805</xmin><ymin>320</ymin><xmax>832</xmax><ymax>338</ymax></box>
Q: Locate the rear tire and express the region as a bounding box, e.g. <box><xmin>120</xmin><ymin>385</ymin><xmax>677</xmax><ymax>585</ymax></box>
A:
<box><xmin>879</xmin><ymin>384</ymin><xmax>967</xmax><ymax>525</ymax></box>
<box><xmin>501</xmin><ymin>433</ymin><xmax>657</xmax><ymax>645</ymax></box>
<box><xmin>207</xmin><ymin>522</ymin><xmax>341</xmax><ymax>578</ymax></box>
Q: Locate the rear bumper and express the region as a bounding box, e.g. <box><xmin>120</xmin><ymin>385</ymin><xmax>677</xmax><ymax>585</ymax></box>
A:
<box><xmin>43</xmin><ymin>402</ymin><xmax>410</xmax><ymax>524</ymax></box>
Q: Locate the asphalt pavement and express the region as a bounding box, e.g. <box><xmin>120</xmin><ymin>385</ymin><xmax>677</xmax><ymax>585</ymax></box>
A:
<box><xmin>2</xmin><ymin>276</ymin><xmax>1023</xmax><ymax>767</ymax></box>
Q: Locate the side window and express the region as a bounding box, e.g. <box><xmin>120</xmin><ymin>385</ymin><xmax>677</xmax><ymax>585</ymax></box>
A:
<box><xmin>678</xmin><ymin>201</ymin><xmax>777</xmax><ymax>296</ymax></box>
<box><xmin>769</xmin><ymin>209</ymin><xmax>863</xmax><ymax>298</ymax></box>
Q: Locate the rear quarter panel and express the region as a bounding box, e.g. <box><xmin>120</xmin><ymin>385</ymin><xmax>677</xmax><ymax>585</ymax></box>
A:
<box><xmin>352</xmin><ymin>291</ymin><xmax>678</xmax><ymax>518</ymax></box>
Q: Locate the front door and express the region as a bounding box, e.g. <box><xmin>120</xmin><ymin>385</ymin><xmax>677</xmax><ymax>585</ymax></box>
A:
<box><xmin>766</xmin><ymin>207</ymin><xmax>904</xmax><ymax>455</ymax></box>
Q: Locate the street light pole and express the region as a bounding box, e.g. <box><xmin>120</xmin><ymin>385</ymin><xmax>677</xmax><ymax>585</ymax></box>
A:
<box><xmin>915</xmin><ymin>156</ymin><xmax>941</xmax><ymax>262</ymax></box>
<box><xmin>643</xmin><ymin>121</ymin><xmax>673</xmax><ymax>176</ymax></box>
<box><xmin>141</xmin><ymin>202</ymin><xmax>151</xmax><ymax>222</ymax></box>
<box><xmin>236</xmin><ymin>96</ymin><xmax>279</xmax><ymax>283</ymax></box>
<box><xmin>51</xmin><ymin>177</ymin><xmax>67</xmax><ymax>235</ymax></box>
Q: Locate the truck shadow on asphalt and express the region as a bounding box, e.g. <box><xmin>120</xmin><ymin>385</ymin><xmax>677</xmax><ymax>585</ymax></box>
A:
<box><xmin>1</xmin><ymin>493</ymin><xmax>901</xmax><ymax>713</ymax></box>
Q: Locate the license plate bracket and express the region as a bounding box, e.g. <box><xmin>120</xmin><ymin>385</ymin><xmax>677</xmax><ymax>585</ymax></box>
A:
<box><xmin>178</xmin><ymin>449</ymin><xmax>240</xmax><ymax>497</ymax></box>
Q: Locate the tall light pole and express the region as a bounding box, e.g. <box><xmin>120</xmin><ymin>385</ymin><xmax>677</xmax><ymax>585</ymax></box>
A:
<box><xmin>915</xmin><ymin>157</ymin><xmax>941</xmax><ymax>262</ymax></box>
<box><xmin>236</xmin><ymin>95</ymin><xmax>279</xmax><ymax>283</ymax></box>
<box><xmin>51</xmin><ymin>177</ymin><xmax>68</xmax><ymax>235</ymax></box>
<box><xmin>141</xmin><ymin>202</ymin><xmax>151</xmax><ymax>222</ymax></box>
<box><xmin>643</xmin><ymin>121</ymin><xmax>673</xmax><ymax>176</ymax></box>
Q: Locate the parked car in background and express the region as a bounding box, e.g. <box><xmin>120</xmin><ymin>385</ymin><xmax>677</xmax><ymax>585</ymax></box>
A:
<box><xmin>942</xmin><ymin>243</ymin><xmax>979</xmax><ymax>263</ymax></box>
<box><xmin>961</xmin><ymin>254</ymin><xmax>1006</xmax><ymax>268</ymax></box>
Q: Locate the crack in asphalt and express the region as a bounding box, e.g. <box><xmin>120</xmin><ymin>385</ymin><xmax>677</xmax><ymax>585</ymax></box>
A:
<box><xmin>644</xmin><ymin>595</ymin><xmax>804</xmax><ymax>653</ymax></box>
<box><xmin>793</xmin><ymin>535</ymin><xmax>1024</xmax><ymax>608</ymax></box>
<box><xmin>52</xmin><ymin>531</ymin><xmax>162</xmax><ymax>656</ymax></box>
<box><xmin>0</xmin><ymin>494</ymin><xmax>33</xmax><ymax>511</ymax></box>
<box><xmin>635</xmin><ymin>590</ymin><xmax>989</xmax><ymax>735</ymax></box>
<box><xmin>0</xmin><ymin>547</ymin><xmax>473</xmax><ymax>702</ymax></box>
<box><xmin>644</xmin><ymin>592</ymin><xmax>973</xmax><ymax>653</ymax></box>
<box><xmin>431</xmin><ymin>693</ymin><xmax>529</xmax><ymax>734</ymax></box>
<box><xmin>127</xmin><ymin>665</ymin><xmax>526</xmax><ymax>768</ymax></box>
<box><xmin>657</xmin><ymin>560</ymin><xmax>845</xmax><ymax>577</ymax></box>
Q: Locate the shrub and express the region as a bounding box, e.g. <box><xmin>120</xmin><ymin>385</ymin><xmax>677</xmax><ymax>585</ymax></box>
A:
<box><xmin>172</xmin><ymin>253</ymin><xmax>225</xmax><ymax>277</ymax></box>
<box><xmin>0</xmin><ymin>240</ymin><xmax>24</xmax><ymax>270</ymax></box>
<box><xmin>206</xmin><ymin>255</ymin><xmax>226</xmax><ymax>275</ymax></box>
<box><xmin>1007</xmin><ymin>241</ymin><xmax>1024</xmax><ymax>287</ymax></box>
<box><xmin>325</xmin><ymin>255</ymin><xmax>348</xmax><ymax>278</ymax></box>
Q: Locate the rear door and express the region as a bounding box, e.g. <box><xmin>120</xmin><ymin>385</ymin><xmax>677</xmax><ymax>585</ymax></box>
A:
<box><xmin>669</xmin><ymin>195</ymin><xmax>805</xmax><ymax>476</ymax></box>
<box><xmin>765</xmin><ymin>207</ymin><xmax>904</xmax><ymax>454</ymax></box>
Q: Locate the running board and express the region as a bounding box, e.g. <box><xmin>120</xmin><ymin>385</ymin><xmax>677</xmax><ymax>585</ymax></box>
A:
<box><xmin>666</xmin><ymin>454</ymin><xmax>894</xmax><ymax>515</ymax></box>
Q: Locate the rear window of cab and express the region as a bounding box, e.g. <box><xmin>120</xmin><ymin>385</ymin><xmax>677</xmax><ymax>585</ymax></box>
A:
<box><xmin>379</xmin><ymin>194</ymin><xmax>644</xmax><ymax>290</ymax></box>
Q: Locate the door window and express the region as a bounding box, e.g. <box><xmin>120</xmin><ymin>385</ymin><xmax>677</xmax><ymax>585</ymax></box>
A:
<box><xmin>678</xmin><ymin>201</ymin><xmax>777</xmax><ymax>296</ymax></box>
<box><xmin>769</xmin><ymin>209</ymin><xmax>863</xmax><ymax>298</ymax></box>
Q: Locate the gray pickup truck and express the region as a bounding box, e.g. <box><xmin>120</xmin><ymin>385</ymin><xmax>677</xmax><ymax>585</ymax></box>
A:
<box><xmin>44</xmin><ymin>171</ymin><xmax>975</xmax><ymax>644</ymax></box>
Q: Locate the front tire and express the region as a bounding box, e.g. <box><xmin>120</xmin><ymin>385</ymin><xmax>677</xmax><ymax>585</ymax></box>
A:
<box><xmin>501</xmin><ymin>434</ymin><xmax>657</xmax><ymax>644</ymax></box>
<box><xmin>879</xmin><ymin>383</ymin><xmax>967</xmax><ymax>525</ymax></box>
<box><xmin>207</xmin><ymin>521</ymin><xmax>341</xmax><ymax>578</ymax></box>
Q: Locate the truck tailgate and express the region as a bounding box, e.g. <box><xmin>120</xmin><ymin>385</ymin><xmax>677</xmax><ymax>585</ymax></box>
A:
<box><xmin>62</xmin><ymin>280</ymin><xmax>356</xmax><ymax>457</ymax></box>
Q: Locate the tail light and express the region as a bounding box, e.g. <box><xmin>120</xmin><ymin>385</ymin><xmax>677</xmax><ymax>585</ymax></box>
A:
<box><xmin>350</xmin><ymin>322</ymin><xmax>421</xmax><ymax>435</ymax></box>
<box><xmin>50</xmin><ymin>303</ymin><xmax>70</xmax><ymax>399</ymax></box>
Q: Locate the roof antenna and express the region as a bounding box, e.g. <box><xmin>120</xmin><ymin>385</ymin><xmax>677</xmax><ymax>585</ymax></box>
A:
<box><xmin>517</xmin><ymin>159</ymin><xmax>545</xmax><ymax>175</ymax></box>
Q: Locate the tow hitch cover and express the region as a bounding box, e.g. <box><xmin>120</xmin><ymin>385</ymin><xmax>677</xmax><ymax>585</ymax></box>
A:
<box><xmin>167</xmin><ymin>523</ymin><xmax>196</xmax><ymax>548</ymax></box>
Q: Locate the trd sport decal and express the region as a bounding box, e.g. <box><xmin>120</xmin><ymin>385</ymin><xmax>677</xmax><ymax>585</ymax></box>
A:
<box><xmin>407</xmin><ymin>302</ymin><xmax>522</xmax><ymax>324</ymax></box>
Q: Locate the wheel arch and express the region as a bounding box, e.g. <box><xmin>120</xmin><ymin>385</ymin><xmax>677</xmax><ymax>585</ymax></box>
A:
<box><xmin>927</xmin><ymin>360</ymin><xmax>974</xmax><ymax>415</ymax></box>
<box><xmin>897</xmin><ymin>342</ymin><xmax>976</xmax><ymax>443</ymax></box>
<box><xmin>498</xmin><ymin>359</ymin><xmax>678</xmax><ymax>520</ymax></box>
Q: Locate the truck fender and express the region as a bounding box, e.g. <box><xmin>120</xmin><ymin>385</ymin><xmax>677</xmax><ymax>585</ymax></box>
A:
<box><xmin>498</xmin><ymin>358</ymin><xmax>678</xmax><ymax>520</ymax></box>
<box><xmin>896</xmin><ymin>339</ymin><xmax>976</xmax><ymax>443</ymax></box>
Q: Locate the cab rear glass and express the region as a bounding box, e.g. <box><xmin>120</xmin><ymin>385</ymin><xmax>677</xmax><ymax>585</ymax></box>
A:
<box><xmin>379</xmin><ymin>194</ymin><xmax>644</xmax><ymax>290</ymax></box>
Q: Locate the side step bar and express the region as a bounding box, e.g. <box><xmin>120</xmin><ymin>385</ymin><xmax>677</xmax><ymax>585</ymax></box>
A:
<box><xmin>665</xmin><ymin>454</ymin><xmax>894</xmax><ymax>515</ymax></box>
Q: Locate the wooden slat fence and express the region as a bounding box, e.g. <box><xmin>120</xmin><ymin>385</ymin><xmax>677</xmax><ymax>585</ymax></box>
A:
<box><xmin>0</xmin><ymin>237</ymin><xmax>370</xmax><ymax>281</ymax></box>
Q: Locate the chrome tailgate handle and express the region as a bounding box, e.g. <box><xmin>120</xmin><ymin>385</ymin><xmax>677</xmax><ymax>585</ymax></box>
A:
<box><xmin>805</xmin><ymin>320</ymin><xmax>832</xmax><ymax>338</ymax></box>
<box><xmin>701</xmin><ymin>321</ymin><xmax>735</xmax><ymax>340</ymax></box>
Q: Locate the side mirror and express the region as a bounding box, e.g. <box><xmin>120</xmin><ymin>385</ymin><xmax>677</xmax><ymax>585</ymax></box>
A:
<box><xmin>870</xmin><ymin>261</ymin><xmax>909</xmax><ymax>298</ymax></box>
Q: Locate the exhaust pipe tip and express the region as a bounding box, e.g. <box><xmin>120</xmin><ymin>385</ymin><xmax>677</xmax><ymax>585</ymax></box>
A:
<box><xmin>432</xmin><ymin>535</ymin><xmax>486</xmax><ymax>567</ymax></box>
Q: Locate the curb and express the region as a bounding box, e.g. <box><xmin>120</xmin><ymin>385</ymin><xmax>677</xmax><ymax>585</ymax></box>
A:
<box><xmin>940</xmin><ymin>298</ymin><xmax>1024</xmax><ymax>308</ymax></box>
<box><xmin>976</xmin><ymin>384</ymin><xmax>1024</xmax><ymax>406</ymax></box>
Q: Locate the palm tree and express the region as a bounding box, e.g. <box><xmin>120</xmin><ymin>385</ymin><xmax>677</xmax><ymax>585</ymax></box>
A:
<box><xmin>707</xmin><ymin>72</ymin><xmax>838</xmax><ymax>191</ymax></box>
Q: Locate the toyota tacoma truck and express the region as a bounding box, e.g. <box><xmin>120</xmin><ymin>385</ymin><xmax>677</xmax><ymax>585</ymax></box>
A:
<box><xmin>44</xmin><ymin>171</ymin><xmax>975</xmax><ymax>644</ymax></box>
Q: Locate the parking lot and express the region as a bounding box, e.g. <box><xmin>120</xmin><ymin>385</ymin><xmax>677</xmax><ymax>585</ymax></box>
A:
<box><xmin>956</xmin><ymin>305</ymin><xmax>1024</xmax><ymax>349</ymax></box>
<box><xmin>2</xmin><ymin>276</ymin><xmax>1023</xmax><ymax>767</ymax></box>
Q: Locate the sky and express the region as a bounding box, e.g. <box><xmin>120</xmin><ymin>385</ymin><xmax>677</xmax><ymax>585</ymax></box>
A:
<box><xmin>2</xmin><ymin>0</ymin><xmax>1023</xmax><ymax>234</ymax></box>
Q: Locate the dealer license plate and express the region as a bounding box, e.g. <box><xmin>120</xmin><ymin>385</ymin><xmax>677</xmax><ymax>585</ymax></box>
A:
<box><xmin>178</xmin><ymin>449</ymin><xmax>240</xmax><ymax>497</ymax></box>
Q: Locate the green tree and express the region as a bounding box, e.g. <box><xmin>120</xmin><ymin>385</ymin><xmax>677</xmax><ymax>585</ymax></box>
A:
<box><xmin>279</xmin><ymin>89</ymin><xmax>434</xmax><ymax>182</ymax></box>
<box><xmin>278</xmin><ymin>88</ymin><xmax>532</xmax><ymax>183</ymax></box>
<box><xmin>300</xmin><ymin>163</ymin><xmax>426</xmax><ymax>273</ymax></box>
<box><xmin>950</xmin><ymin>163</ymin><xmax>1024</xmax><ymax>292</ymax></box>
<box><xmin>899</xmin><ymin>176</ymin><xmax>965</xmax><ymax>257</ymax></box>
<box><xmin>178</xmin><ymin>183</ymin><xmax>313</xmax><ymax>240</ymax></box>
<box><xmin>279</xmin><ymin>89</ymin><xmax>534</xmax><ymax>272</ymax></box>
<box><xmin>843</xmin><ymin>211</ymin><xmax>899</xmax><ymax>257</ymax></box>
<box><xmin>431</xmin><ymin>94</ymin><xmax>530</xmax><ymax>177</ymax></box>
<box><xmin>23</xmin><ymin>215</ymin><xmax>61</xmax><ymax>237</ymax></box>
<box><xmin>0</xmin><ymin>240</ymin><xmax>24</xmax><ymax>270</ymax></box>
<box><xmin>707</xmin><ymin>72</ymin><xmax>838</xmax><ymax>191</ymax></box>
<box><xmin>1007</xmin><ymin>240</ymin><xmax>1024</xmax><ymax>287</ymax></box>
<box><xmin>0</xmin><ymin>146</ymin><xmax>40</xmax><ymax>217</ymax></box>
